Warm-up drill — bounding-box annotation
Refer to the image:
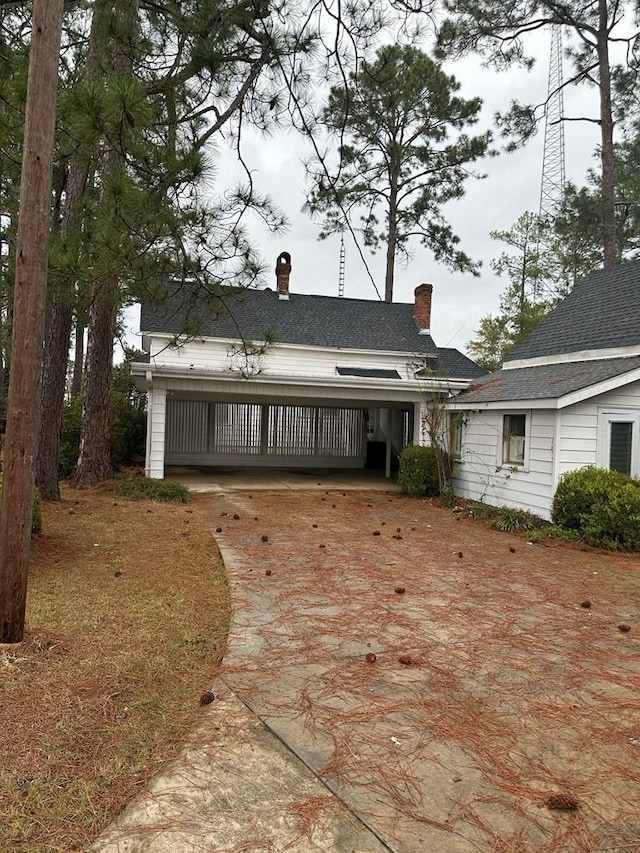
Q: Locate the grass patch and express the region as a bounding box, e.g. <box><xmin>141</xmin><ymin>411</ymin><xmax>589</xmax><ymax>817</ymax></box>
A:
<box><xmin>490</xmin><ymin>507</ymin><xmax>544</xmax><ymax>533</ymax></box>
<box><xmin>98</xmin><ymin>473</ymin><xmax>191</xmax><ymax>503</ymax></box>
<box><xmin>450</xmin><ymin>499</ymin><xmax>561</xmax><ymax>539</ymax></box>
<box><xmin>0</xmin><ymin>487</ymin><xmax>229</xmax><ymax>853</ymax></box>
<box><xmin>527</xmin><ymin>524</ymin><xmax>582</xmax><ymax>543</ymax></box>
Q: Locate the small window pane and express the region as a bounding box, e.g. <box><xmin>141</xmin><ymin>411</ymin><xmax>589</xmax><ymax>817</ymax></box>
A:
<box><xmin>609</xmin><ymin>422</ymin><xmax>633</xmax><ymax>475</ymax></box>
<box><xmin>503</xmin><ymin>414</ymin><xmax>526</xmax><ymax>465</ymax></box>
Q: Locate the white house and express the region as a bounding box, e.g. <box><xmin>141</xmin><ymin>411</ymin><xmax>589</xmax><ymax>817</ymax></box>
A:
<box><xmin>131</xmin><ymin>252</ymin><xmax>485</xmax><ymax>480</ymax></box>
<box><xmin>449</xmin><ymin>259</ymin><xmax>640</xmax><ymax>520</ymax></box>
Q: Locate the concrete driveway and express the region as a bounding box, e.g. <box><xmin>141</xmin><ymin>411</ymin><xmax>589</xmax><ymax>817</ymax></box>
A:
<box><xmin>93</xmin><ymin>489</ymin><xmax>640</xmax><ymax>853</ymax></box>
<box><xmin>164</xmin><ymin>464</ymin><xmax>401</xmax><ymax>493</ymax></box>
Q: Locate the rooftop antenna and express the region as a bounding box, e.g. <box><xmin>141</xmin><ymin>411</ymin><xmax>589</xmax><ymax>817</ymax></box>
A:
<box><xmin>338</xmin><ymin>231</ymin><xmax>345</xmax><ymax>297</ymax></box>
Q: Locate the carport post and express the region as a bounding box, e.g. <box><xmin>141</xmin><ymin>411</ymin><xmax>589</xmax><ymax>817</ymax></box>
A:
<box><xmin>413</xmin><ymin>401</ymin><xmax>422</xmax><ymax>446</ymax></box>
<box><xmin>385</xmin><ymin>408</ymin><xmax>391</xmax><ymax>479</ymax></box>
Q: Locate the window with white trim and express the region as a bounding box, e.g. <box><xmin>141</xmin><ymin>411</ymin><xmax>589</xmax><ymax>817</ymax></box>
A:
<box><xmin>449</xmin><ymin>413</ymin><xmax>465</xmax><ymax>460</ymax></box>
<box><xmin>502</xmin><ymin>413</ymin><xmax>526</xmax><ymax>466</ymax></box>
<box><xmin>609</xmin><ymin>422</ymin><xmax>633</xmax><ymax>475</ymax></box>
<box><xmin>598</xmin><ymin>409</ymin><xmax>639</xmax><ymax>477</ymax></box>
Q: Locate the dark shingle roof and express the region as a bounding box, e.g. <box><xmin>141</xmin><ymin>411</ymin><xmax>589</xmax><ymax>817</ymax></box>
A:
<box><xmin>509</xmin><ymin>260</ymin><xmax>640</xmax><ymax>362</ymax></box>
<box><xmin>140</xmin><ymin>285</ymin><xmax>486</xmax><ymax>380</ymax></box>
<box><xmin>432</xmin><ymin>348</ymin><xmax>487</xmax><ymax>380</ymax></box>
<box><xmin>453</xmin><ymin>356</ymin><xmax>640</xmax><ymax>404</ymax></box>
<box><xmin>141</xmin><ymin>286</ymin><xmax>439</xmax><ymax>354</ymax></box>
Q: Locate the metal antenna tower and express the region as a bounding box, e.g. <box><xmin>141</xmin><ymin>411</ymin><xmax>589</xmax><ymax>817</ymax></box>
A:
<box><xmin>539</xmin><ymin>25</ymin><xmax>566</xmax><ymax>222</ymax></box>
<box><xmin>338</xmin><ymin>232</ymin><xmax>345</xmax><ymax>297</ymax></box>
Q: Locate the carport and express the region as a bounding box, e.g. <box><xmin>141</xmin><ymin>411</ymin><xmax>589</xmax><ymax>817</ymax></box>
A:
<box><xmin>145</xmin><ymin>378</ymin><xmax>419</xmax><ymax>479</ymax></box>
<box><xmin>132</xmin><ymin>274</ymin><xmax>484</xmax><ymax>483</ymax></box>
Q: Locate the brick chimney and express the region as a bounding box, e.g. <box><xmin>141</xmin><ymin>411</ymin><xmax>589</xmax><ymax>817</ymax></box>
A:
<box><xmin>414</xmin><ymin>283</ymin><xmax>433</xmax><ymax>334</ymax></box>
<box><xmin>276</xmin><ymin>251</ymin><xmax>291</xmax><ymax>299</ymax></box>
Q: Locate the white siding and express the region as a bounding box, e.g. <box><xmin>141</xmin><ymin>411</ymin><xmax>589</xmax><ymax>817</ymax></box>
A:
<box><xmin>146</xmin><ymin>386</ymin><xmax>166</xmax><ymax>479</ymax></box>
<box><xmin>557</xmin><ymin>379</ymin><xmax>640</xmax><ymax>479</ymax></box>
<box><xmin>557</xmin><ymin>405</ymin><xmax>599</xmax><ymax>477</ymax></box>
<box><xmin>452</xmin><ymin>379</ymin><xmax>640</xmax><ymax>520</ymax></box>
<box><xmin>452</xmin><ymin>410</ymin><xmax>556</xmax><ymax>520</ymax></box>
<box><xmin>148</xmin><ymin>336</ymin><xmax>423</xmax><ymax>381</ymax></box>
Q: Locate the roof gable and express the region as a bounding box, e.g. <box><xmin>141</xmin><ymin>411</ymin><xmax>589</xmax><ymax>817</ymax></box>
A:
<box><xmin>508</xmin><ymin>259</ymin><xmax>640</xmax><ymax>363</ymax></box>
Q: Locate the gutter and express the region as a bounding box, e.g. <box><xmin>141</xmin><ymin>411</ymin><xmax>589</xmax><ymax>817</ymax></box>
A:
<box><xmin>131</xmin><ymin>362</ymin><xmax>470</xmax><ymax>394</ymax></box>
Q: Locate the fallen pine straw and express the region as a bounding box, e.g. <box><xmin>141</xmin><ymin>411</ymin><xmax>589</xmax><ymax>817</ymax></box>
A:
<box><xmin>0</xmin><ymin>487</ymin><xmax>229</xmax><ymax>853</ymax></box>
<box><xmin>215</xmin><ymin>489</ymin><xmax>640</xmax><ymax>853</ymax></box>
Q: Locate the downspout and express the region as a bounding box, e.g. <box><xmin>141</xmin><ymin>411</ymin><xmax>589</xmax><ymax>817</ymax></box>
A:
<box><xmin>144</xmin><ymin>369</ymin><xmax>153</xmax><ymax>478</ymax></box>
<box><xmin>385</xmin><ymin>408</ymin><xmax>391</xmax><ymax>479</ymax></box>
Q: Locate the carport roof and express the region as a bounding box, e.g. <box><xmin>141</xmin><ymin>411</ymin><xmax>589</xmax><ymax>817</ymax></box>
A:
<box><xmin>140</xmin><ymin>285</ymin><xmax>484</xmax><ymax>379</ymax></box>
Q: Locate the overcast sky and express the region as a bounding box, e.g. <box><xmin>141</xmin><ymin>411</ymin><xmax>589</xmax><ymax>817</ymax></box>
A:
<box><xmin>129</xmin><ymin>28</ymin><xmax>603</xmax><ymax>356</ymax></box>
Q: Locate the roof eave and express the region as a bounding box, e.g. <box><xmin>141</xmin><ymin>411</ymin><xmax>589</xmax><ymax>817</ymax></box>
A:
<box><xmin>447</xmin><ymin>397</ymin><xmax>559</xmax><ymax>411</ymax></box>
<box><xmin>505</xmin><ymin>342</ymin><xmax>640</xmax><ymax>369</ymax></box>
<box><xmin>131</xmin><ymin>362</ymin><xmax>471</xmax><ymax>393</ymax></box>
<box><xmin>557</xmin><ymin>365</ymin><xmax>640</xmax><ymax>408</ymax></box>
<box><xmin>138</xmin><ymin>332</ymin><xmax>439</xmax><ymax>359</ymax></box>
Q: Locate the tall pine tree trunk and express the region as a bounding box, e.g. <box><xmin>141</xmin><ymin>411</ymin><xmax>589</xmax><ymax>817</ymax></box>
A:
<box><xmin>71</xmin><ymin>0</ymin><xmax>138</xmax><ymax>488</ymax></box>
<box><xmin>36</xmin><ymin>300</ymin><xmax>73</xmax><ymax>499</ymax></box>
<box><xmin>36</xmin><ymin>162</ymin><xmax>89</xmax><ymax>500</ymax></box>
<box><xmin>0</xmin><ymin>0</ymin><xmax>63</xmax><ymax>642</ymax></box>
<box><xmin>70</xmin><ymin>315</ymin><xmax>85</xmax><ymax>396</ymax></box>
<box><xmin>597</xmin><ymin>0</ymin><xmax>618</xmax><ymax>267</ymax></box>
<box><xmin>384</xmin><ymin>175</ymin><xmax>399</xmax><ymax>303</ymax></box>
<box><xmin>71</xmin><ymin>275</ymin><xmax>118</xmax><ymax>487</ymax></box>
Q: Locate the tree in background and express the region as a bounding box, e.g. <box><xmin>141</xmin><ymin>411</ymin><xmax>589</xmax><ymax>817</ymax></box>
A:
<box><xmin>29</xmin><ymin>0</ymin><xmax>384</xmax><ymax>494</ymax></box>
<box><xmin>305</xmin><ymin>44</ymin><xmax>492</xmax><ymax>302</ymax></box>
<box><xmin>553</xmin><ymin>137</ymin><xmax>640</xmax><ymax>275</ymax></box>
<box><xmin>468</xmin><ymin>118</ymin><xmax>640</xmax><ymax>372</ymax></box>
<box><xmin>467</xmin><ymin>212</ymin><xmax>553</xmax><ymax>370</ymax></box>
<box><xmin>436</xmin><ymin>0</ymin><xmax>640</xmax><ymax>268</ymax></box>
<box><xmin>27</xmin><ymin>0</ymin><xmax>312</xmax><ymax>495</ymax></box>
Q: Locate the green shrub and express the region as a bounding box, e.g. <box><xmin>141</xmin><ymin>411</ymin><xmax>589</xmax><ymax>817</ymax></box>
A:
<box><xmin>59</xmin><ymin>395</ymin><xmax>83</xmax><ymax>478</ymax></box>
<box><xmin>99</xmin><ymin>474</ymin><xmax>191</xmax><ymax>504</ymax></box>
<box><xmin>398</xmin><ymin>445</ymin><xmax>444</xmax><ymax>496</ymax></box>
<box><xmin>60</xmin><ymin>391</ymin><xmax>146</xmax><ymax>478</ymax></box>
<box><xmin>552</xmin><ymin>466</ymin><xmax>632</xmax><ymax>530</ymax></box>
<box><xmin>552</xmin><ymin>466</ymin><xmax>640</xmax><ymax>551</ymax></box>
<box><xmin>109</xmin><ymin>390</ymin><xmax>146</xmax><ymax>467</ymax></box>
<box><xmin>438</xmin><ymin>484</ymin><xmax>457</xmax><ymax>508</ymax></box>
<box><xmin>582</xmin><ymin>482</ymin><xmax>640</xmax><ymax>551</ymax></box>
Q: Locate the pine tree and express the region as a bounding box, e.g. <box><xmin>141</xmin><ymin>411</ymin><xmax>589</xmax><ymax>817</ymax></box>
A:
<box><xmin>306</xmin><ymin>44</ymin><xmax>492</xmax><ymax>302</ymax></box>
<box><xmin>436</xmin><ymin>0</ymin><xmax>640</xmax><ymax>268</ymax></box>
<box><xmin>467</xmin><ymin>213</ymin><xmax>553</xmax><ymax>370</ymax></box>
<box><xmin>0</xmin><ymin>0</ymin><xmax>64</xmax><ymax>643</ymax></box>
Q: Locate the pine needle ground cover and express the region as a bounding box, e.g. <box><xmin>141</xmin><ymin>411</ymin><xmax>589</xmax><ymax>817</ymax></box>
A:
<box><xmin>215</xmin><ymin>489</ymin><xmax>640</xmax><ymax>853</ymax></box>
<box><xmin>0</xmin><ymin>488</ymin><xmax>229</xmax><ymax>853</ymax></box>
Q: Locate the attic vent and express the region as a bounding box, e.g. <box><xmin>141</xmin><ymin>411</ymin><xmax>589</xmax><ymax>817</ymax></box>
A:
<box><xmin>336</xmin><ymin>366</ymin><xmax>401</xmax><ymax>379</ymax></box>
